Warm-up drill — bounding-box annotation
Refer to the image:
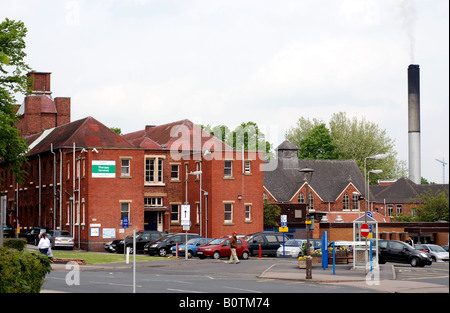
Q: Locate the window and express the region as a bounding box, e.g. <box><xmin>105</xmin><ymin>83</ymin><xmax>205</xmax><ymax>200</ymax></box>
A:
<box><xmin>158</xmin><ymin>159</ymin><xmax>163</xmax><ymax>182</ymax></box>
<box><xmin>171</xmin><ymin>164</ymin><xmax>179</xmax><ymax>181</ymax></box>
<box><xmin>245</xmin><ymin>204</ymin><xmax>251</xmax><ymax>220</ymax></box>
<box><xmin>298</xmin><ymin>192</ymin><xmax>304</xmax><ymax>203</ymax></box>
<box><xmin>224</xmin><ymin>161</ymin><xmax>233</xmax><ymax>177</ymax></box>
<box><xmin>171</xmin><ymin>204</ymin><xmax>179</xmax><ymax>222</ymax></box>
<box><xmin>145</xmin><ymin>158</ymin><xmax>154</xmax><ymax>182</ymax></box>
<box><xmin>196</xmin><ymin>203</ymin><xmax>199</xmax><ymax>223</ymax></box>
<box><xmin>144</xmin><ymin>197</ymin><xmax>163</xmax><ymax>207</ymax></box>
<box><xmin>224</xmin><ymin>203</ymin><xmax>233</xmax><ymax>222</ymax></box>
<box><xmin>343</xmin><ymin>193</ymin><xmax>349</xmax><ymax>210</ymax></box>
<box><xmin>244</xmin><ymin>160</ymin><xmax>251</xmax><ymax>174</ymax></box>
<box><xmin>121</xmin><ymin>159</ymin><xmax>130</xmax><ymax>176</ymax></box>
<box><xmin>352</xmin><ymin>194</ymin><xmax>359</xmax><ymax>210</ymax></box>
<box><xmin>77</xmin><ymin>158</ymin><xmax>81</xmax><ymax>178</ymax></box>
<box><xmin>396</xmin><ymin>205</ymin><xmax>402</xmax><ymax>214</ymax></box>
<box><xmin>308</xmin><ymin>193</ymin><xmax>314</xmax><ymax>210</ymax></box>
<box><xmin>121</xmin><ymin>202</ymin><xmax>130</xmax><ymax>221</ymax></box>
<box><xmin>387</xmin><ymin>205</ymin><xmax>393</xmax><ymax>216</ymax></box>
<box><xmin>145</xmin><ymin>156</ymin><xmax>164</xmax><ymax>184</ymax></box>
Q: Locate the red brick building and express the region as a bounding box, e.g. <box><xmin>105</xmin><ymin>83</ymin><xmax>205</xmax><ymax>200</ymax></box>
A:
<box><xmin>1</xmin><ymin>72</ymin><xmax>264</xmax><ymax>251</ymax></box>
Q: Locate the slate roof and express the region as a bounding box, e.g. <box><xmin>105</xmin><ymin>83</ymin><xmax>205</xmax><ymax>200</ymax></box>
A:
<box><xmin>24</xmin><ymin>116</ymin><xmax>134</xmax><ymax>155</ymax></box>
<box><xmin>123</xmin><ymin>119</ymin><xmax>233</xmax><ymax>151</ymax></box>
<box><xmin>370</xmin><ymin>177</ymin><xmax>449</xmax><ymax>204</ymax></box>
<box><xmin>264</xmin><ymin>141</ymin><xmax>366</xmax><ymax>203</ymax></box>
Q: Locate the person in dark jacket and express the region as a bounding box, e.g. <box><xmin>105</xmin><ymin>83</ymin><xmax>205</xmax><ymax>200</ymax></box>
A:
<box><xmin>228</xmin><ymin>231</ymin><xmax>240</xmax><ymax>264</ymax></box>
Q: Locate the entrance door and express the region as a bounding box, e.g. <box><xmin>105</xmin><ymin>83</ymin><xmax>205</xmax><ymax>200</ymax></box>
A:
<box><xmin>144</xmin><ymin>211</ymin><xmax>157</xmax><ymax>231</ymax></box>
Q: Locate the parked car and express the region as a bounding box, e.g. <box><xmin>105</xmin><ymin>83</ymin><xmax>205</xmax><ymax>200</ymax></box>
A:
<box><xmin>143</xmin><ymin>233</ymin><xmax>200</xmax><ymax>257</ymax></box>
<box><xmin>46</xmin><ymin>230</ymin><xmax>74</xmax><ymax>249</ymax></box>
<box><xmin>171</xmin><ymin>237</ymin><xmax>214</xmax><ymax>258</ymax></box>
<box><xmin>417</xmin><ymin>244</ymin><xmax>449</xmax><ymax>263</ymax></box>
<box><xmin>276</xmin><ymin>239</ymin><xmax>307</xmax><ymax>258</ymax></box>
<box><xmin>111</xmin><ymin>230</ymin><xmax>166</xmax><ymax>254</ymax></box>
<box><xmin>2</xmin><ymin>223</ymin><xmax>14</xmax><ymax>238</ymax></box>
<box><xmin>378</xmin><ymin>239</ymin><xmax>432</xmax><ymax>267</ymax></box>
<box><xmin>196</xmin><ymin>237</ymin><xmax>250</xmax><ymax>260</ymax></box>
<box><xmin>25</xmin><ymin>226</ymin><xmax>52</xmax><ymax>245</ymax></box>
<box><xmin>245</xmin><ymin>232</ymin><xmax>291</xmax><ymax>256</ymax></box>
<box><xmin>414</xmin><ymin>244</ymin><xmax>428</xmax><ymax>253</ymax></box>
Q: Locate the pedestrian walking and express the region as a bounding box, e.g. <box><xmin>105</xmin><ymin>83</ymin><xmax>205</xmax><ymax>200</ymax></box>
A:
<box><xmin>38</xmin><ymin>232</ymin><xmax>51</xmax><ymax>256</ymax></box>
<box><xmin>228</xmin><ymin>231</ymin><xmax>240</xmax><ymax>264</ymax></box>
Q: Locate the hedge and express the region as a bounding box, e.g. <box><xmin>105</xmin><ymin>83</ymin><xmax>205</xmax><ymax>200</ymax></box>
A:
<box><xmin>3</xmin><ymin>239</ymin><xmax>27</xmax><ymax>251</ymax></box>
<box><xmin>0</xmin><ymin>247</ymin><xmax>52</xmax><ymax>293</ymax></box>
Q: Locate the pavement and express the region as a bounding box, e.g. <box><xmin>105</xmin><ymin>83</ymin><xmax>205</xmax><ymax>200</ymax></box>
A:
<box><xmin>43</xmin><ymin>256</ymin><xmax>449</xmax><ymax>293</ymax></box>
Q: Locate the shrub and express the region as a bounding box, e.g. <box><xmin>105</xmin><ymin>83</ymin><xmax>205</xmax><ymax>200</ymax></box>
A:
<box><xmin>3</xmin><ymin>238</ymin><xmax>27</xmax><ymax>251</ymax></box>
<box><xmin>0</xmin><ymin>247</ymin><xmax>52</xmax><ymax>293</ymax></box>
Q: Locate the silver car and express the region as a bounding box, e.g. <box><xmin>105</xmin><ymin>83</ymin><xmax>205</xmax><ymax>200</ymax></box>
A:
<box><xmin>46</xmin><ymin>230</ymin><xmax>75</xmax><ymax>249</ymax></box>
<box><xmin>420</xmin><ymin>244</ymin><xmax>449</xmax><ymax>263</ymax></box>
<box><xmin>276</xmin><ymin>239</ymin><xmax>309</xmax><ymax>258</ymax></box>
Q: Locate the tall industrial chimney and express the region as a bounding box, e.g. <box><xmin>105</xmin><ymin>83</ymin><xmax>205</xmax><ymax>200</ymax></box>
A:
<box><xmin>408</xmin><ymin>64</ymin><xmax>421</xmax><ymax>184</ymax></box>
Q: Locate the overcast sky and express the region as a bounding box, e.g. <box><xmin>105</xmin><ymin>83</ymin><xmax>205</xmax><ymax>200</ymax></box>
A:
<box><xmin>3</xmin><ymin>0</ymin><xmax>449</xmax><ymax>184</ymax></box>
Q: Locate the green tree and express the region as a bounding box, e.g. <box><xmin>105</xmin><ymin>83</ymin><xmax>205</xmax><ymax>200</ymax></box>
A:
<box><xmin>297</xmin><ymin>123</ymin><xmax>339</xmax><ymax>159</ymax></box>
<box><xmin>286</xmin><ymin>112</ymin><xmax>407</xmax><ymax>184</ymax></box>
<box><xmin>410</xmin><ymin>189</ymin><xmax>449</xmax><ymax>222</ymax></box>
<box><xmin>0</xmin><ymin>18</ymin><xmax>32</xmax><ymax>186</ymax></box>
<box><xmin>202</xmin><ymin>122</ymin><xmax>274</xmax><ymax>159</ymax></box>
<box><xmin>263</xmin><ymin>201</ymin><xmax>281</xmax><ymax>228</ymax></box>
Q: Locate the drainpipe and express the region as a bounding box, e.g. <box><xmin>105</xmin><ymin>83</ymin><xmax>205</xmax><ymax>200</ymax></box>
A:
<box><xmin>38</xmin><ymin>154</ymin><xmax>42</xmax><ymax>227</ymax></box>
<box><xmin>60</xmin><ymin>149</ymin><xmax>63</xmax><ymax>229</ymax></box>
<box><xmin>51</xmin><ymin>144</ymin><xmax>56</xmax><ymax>229</ymax></box>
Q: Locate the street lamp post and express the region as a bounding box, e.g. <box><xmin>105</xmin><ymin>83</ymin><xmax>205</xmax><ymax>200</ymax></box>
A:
<box><xmin>363</xmin><ymin>154</ymin><xmax>386</xmax><ymax>271</ymax></box>
<box><xmin>299</xmin><ymin>167</ymin><xmax>314</xmax><ymax>280</ymax></box>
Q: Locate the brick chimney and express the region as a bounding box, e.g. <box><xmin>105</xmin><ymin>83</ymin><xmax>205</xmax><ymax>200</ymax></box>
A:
<box><xmin>16</xmin><ymin>72</ymin><xmax>71</xmax><ymax>135</ymax></box>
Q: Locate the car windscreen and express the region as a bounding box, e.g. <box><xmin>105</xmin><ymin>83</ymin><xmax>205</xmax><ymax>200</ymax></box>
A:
<box><xmin>207</xmin><ymin>238</ymin><xmax>225</xmax><ymax>245</ymax></box>
<box><xmin>58</xmin><ymin>231</ymin><xmax>72</xmax><ymax>237</ymax></box>
<box><xmin>285</xmin><ymin>240</ymin><xmax>302</xmax><ymax>247</ymax></box>
<box><xmin>428</xmin><ymin>245</ymin><xmax>446</xmax><ymax>252</ymax></box>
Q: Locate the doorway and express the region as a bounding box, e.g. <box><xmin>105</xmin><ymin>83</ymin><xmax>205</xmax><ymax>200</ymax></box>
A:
<box><xmin>144</xmin><ymin>211</ymin><xmax>163</xmax><ymax>231</ymax></box>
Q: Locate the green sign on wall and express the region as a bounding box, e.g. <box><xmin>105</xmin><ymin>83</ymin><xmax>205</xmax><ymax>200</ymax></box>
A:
<box><xmin>92</xmin><ymin>161</ymin><xmax>115</xmax><ymax>178</ymax></box>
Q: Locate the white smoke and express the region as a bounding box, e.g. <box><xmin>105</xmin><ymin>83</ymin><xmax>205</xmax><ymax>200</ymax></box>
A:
<box><xmin>399</xmin><ymin>0</ymin><xmax>417</xmax><ymax>63</ymax></box>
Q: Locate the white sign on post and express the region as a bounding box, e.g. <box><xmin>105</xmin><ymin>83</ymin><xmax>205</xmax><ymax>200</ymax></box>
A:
<box><xmin>281</xmin><ymin>214</ymin><xmax>287</xmax><ymax>227</ymax></box>
<box><xmin>181</xmin><ymin>204</ymin><xmax>190</xmax><ymax>226</ymax></box>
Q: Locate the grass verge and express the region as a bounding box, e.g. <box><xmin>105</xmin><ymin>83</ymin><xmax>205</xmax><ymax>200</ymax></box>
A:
<box><xmin>51</xmin><ymin>250</ymin><xmax>163</xmax><ymax>265</ymax></box>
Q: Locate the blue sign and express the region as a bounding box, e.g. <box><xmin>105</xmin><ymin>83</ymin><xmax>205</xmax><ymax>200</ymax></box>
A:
<box><xmin>122</xmin><ymin>217</ymin><xmax>129</xmax><ymax>228</ymax></box>
<box><xmin>367</xmin><ymin>212</ymin><xmax>374</xmax><ymax>218</ymax></box>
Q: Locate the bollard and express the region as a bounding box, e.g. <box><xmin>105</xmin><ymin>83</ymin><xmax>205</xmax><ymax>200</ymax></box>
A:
<box><xmin>259</xmin><ymin>244</ymin><xmax>261</xmax><ymax>258</ymax></box>
<box><xmin>306</xmin><ymin>258</ymin><xmax>312</xmax><ymax>279</ymax></box>
<box><xmin>176</xmin><ymin>243</ymin><xmax>179</xmax><ymax>258</ymax></box>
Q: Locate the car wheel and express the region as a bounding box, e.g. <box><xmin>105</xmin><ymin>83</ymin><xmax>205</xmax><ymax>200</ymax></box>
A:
<box><xmin>187</xmin><ymin>250</ymin><xmax>193</xmax><ymax>258</ymax></box>
<box><xmin>127</xmin><ymin>246</ymin><xmax>134</xmax><ymax>254</ymax></box>
<box><xmin>410</xmin><ymin>257</ymin><xmax>419</xmax><ymax>267</ymax></box>
<box><xmin>34</xmin><ymin>238</ymin><xmax>38</xmax><ymax>246</ymax></box>
<box><xmin>241</xmin><ymin>251</ymin><xmax>249</xmax><ymax>260</ymax></box>
<box><xmin>158</xmin><ymin>248</ymin><xmax>167</xmax><ymax>257</ymax></box>
<box><xmin>213</xmin><ymin>251</ymin><xmax>221</xmax><ymax>259</ymax></box>
<box><xmin>378</xmin><ymin>258</ymin><xmax>385</xmax><ymax>264</ymax></box>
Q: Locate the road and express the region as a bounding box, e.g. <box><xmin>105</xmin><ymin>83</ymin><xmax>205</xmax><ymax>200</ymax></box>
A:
<box><xmin>42</xmin><ymin>256</ymin><xmax>448</xmax><ymax>294</ymax></box>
